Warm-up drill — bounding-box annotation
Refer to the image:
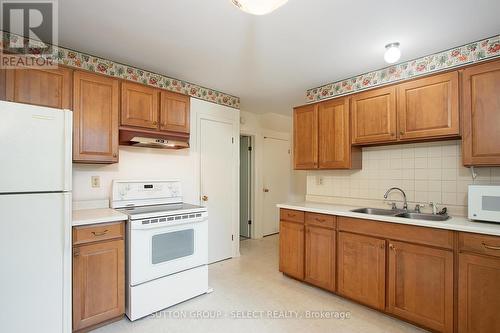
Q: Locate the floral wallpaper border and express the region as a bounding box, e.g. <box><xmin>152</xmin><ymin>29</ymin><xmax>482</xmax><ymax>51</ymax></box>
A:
<box><xmin>306</xmin><ymin>35</ymin><xmax>500</xmax><ymax>103</ymax></box>
<box><xmin>1</xmin><ymin>31</ymin><xmax>240</xmax><ymax>109</ymax></box>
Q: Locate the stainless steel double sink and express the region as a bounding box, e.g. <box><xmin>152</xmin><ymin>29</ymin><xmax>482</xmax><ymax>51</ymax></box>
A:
<box><xmin>350</xmin><ymin>207</ymin><xmax>450</xmax><ymax>221</ymax></box>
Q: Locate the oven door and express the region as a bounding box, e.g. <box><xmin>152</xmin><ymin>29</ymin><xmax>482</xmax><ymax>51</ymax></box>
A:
<box><xmin>129</xmin><ymin>218</ymin><xmax>208</xmax><ymax>286</ymax></box>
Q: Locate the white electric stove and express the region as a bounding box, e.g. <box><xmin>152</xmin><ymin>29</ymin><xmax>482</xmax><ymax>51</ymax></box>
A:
<box><xmin>111</xmin><ymin>180</ymin><xmax>209</xmax><ymax>321</ymax></box>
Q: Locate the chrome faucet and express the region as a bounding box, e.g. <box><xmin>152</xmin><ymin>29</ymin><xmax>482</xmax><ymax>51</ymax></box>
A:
<box><xmin>384</xmin><ymin>187</ymin><xmax>408</xmax><ymax>210</ymax></box>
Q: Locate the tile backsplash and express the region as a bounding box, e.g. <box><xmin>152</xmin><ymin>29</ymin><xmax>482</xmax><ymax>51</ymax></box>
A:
<box><xmin>306</xmin><ymin>140</ymin><xmax>500</xmax><ymax>216</ymax></box>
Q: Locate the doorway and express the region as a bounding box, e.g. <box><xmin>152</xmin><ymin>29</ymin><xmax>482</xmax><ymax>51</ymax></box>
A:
<box><xmin>262</xmin><ymin>136</ymin><xmax>291</xmax><ymax>236</ymax></box>
<box><xmin>239</xmin><ymin>135</ymin><xmax>252</xmax><ymax>239</ymax></box>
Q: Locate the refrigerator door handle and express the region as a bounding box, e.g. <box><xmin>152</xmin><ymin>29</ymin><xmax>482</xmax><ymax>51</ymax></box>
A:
<box><xmin>63</xmin><ymin>110</ymin><xmax>73</xmax><ymax>192</ymax></box>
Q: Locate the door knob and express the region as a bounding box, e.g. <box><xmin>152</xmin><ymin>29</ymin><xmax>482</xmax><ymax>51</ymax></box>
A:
<box><xmin>202</xmin><ymin>195</ymin><xmax>208</xmax><ymax>201</ymax></box>
<box><xmin>263</xmin><ymin>188</ymin><xmax>269</xmax><ymax>193</ymax></box>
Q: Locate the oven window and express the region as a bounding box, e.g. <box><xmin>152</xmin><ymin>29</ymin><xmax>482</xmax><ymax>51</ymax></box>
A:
<box><xmin>152</xmin><ymin>229</ymin><xmax>194</xmax><ymax>264</ymax></box>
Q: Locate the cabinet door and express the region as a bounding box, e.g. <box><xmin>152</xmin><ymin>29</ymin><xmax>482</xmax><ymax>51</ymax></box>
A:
<box><xmin>459</xmin><ymin>253</ymin><xmax>500</xmax><ymax>333</ymax></box>
<box><xmin>388</xmin><ymin>241</ymin><xmax>454</xmax><ymax>333</ymax></box>
<box><xmin>73</xmin><ymin>71</ymin><xmax>119</xmax><ymax>163</ymax></box>
<box><xmin>160</xmin><ymin>91</ymin><xmax>190</xmax><ymax>133</ymax></box>
<box><xmin>398</xmin><ymin>71</ymin><xmax>459</xmax><ymax>141</ymax></box>
<box><xmin>121</xmin><ymin>81</ymin><xmax>159</xmax><ymax>129</ymax></box>
<box><xmin>73</xmin><ymin>239</ymin><xmax>125</xmax><ymax>331</ymax></box>
<box><xmin>5</xmin><ymin>67</ymin><xmax>72</xmax><ymax>109</ymax></box>
<box><xmin>318</xmin><ymin>98</ymin><xmax>360</xmax><ymax>169</ymax></box>
<box><xmin>462</xmin><ymin>60</ymin><xmax>500</xmax><ymax>166</ymax></box>
<box><xmin>305</xmin><ymin>225</ymin><xmax>335</xmax><ymax>291</ymax></box>
<box><xmin>337</xmin><ymin>232</ymin><xmax>386</xmax><ymax>310</ymax></box>
<box><xmin>293</xmin><ymin>104</ymin><xmax>318</xmax><ymax>169</ymax></box>
<box><xmin>351</xmin><ymin>86</ymin><xmax>397</xmax><ymax>144</ymax></box>
<box><xmin>279</xmin><ymin>220</ymin><xmax>305</xmax><ymax>280</ymax></box>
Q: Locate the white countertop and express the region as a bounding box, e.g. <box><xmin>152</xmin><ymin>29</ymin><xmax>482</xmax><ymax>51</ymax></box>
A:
<box><xmin>277</xmin><ymin>201</ymin><xmax>500</xmax><ymax>237</ymax></box>
<box><xmin>72</xmin><ymin>208</ymin><xmax>128</xmax><ymax>227</ymax></box>
<box><xmin>72</xmin><ymin>200</ymin><xmax>128</xmax><ymax>227</ymax></box>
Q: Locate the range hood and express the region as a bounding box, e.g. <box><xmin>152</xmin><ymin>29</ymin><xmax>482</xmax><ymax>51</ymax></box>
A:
<box><xmin>130</xmin><ymin>136</ymin><xmax>189</xmax><ymax>149</ymax></box>
<box><xmin>119</xmin><ymin>129</ymin><xmax>189</xmax><ymax>149</ymax></box>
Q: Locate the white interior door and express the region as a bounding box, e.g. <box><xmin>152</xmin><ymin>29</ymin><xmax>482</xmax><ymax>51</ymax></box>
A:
<box><xmin>200</xmin><ymin>118</ymin><xmax>235</xmax><ymax>263</ymax></box>
<box><xmin>262</xmin><ymin>137</ymin><xmax>291</xmax><ymax>236</ymax></box>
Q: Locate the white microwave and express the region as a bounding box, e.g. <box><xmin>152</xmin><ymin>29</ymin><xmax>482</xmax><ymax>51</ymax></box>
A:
<box><xmin>468</xmin><ymin>185</ymin><xmax>500</xmax><ymax>223</ymax></box>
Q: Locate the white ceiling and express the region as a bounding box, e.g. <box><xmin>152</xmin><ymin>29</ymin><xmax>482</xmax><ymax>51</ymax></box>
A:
<box><xmin>59</xmin><ymin>0</ymin><xmax>500</xmax><ymax>115</ymax></box>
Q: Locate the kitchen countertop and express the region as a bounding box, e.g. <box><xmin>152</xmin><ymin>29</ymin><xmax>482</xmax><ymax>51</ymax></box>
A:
<box><xmin>277</xmin><ymin>201</ymin><xmax>500</xmax><ymax>237</ymax></box>
<box><xmin>72</xmin><ymin>200</ymin><xmax>128</xmax><ymax>227</ymax></box>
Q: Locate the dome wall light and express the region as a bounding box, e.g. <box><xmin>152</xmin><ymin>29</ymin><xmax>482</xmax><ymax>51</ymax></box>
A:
<box><xmin>231</xmin><ymin>0</ymin><xmax>289</xmax><ymax>15</ymax></box>
<box><xmin>384</xmin><ymin>42</ymin><xmax>401</xmax><ymax>64</ymax></box>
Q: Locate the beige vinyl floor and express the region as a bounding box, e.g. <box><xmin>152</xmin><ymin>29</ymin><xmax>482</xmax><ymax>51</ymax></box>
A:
<box><xmin>95</xmin><ymin>235</ymin><xmax>427</xmax><ymax>333</ymax></box>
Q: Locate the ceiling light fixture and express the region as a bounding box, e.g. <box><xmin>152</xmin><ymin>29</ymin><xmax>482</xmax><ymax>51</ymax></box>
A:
<box><xmin>384</xmin><ymin>42</ymin><xmax>401</xmax><ymax>64</ymax></box>
<box><xmin>231</xmin><ymin>0</ymin><xmax>289</xmax><ymax>15</ymax></box>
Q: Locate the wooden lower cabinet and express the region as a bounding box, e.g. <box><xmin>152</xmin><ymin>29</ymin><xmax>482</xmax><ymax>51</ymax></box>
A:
<box><xmin>278</xmin><ymin>209</ymin><xmax>500</xmax><ymax>333</ymax></box>
<box><xmin>72</xmin><ymin>223</ymin><xmax>125</xmax><ymax>332</ymax></box>
<box><xmin>387</xmin><ymin>240</ymin><xmax>454</xmax><ymax>333</ymax></box>
<box><xmin>458</xmin><ymin>253</ymin><xmax>500</xmax><ymax>333</ymax></box>
<box><xmin>337</xmin><ymin>232</ymin><xmax>386</xmax><ymax>310</ymax></box>
<box><xmin>279</xmin><ymin>220</ymin><xmax>305</xmax><ymax>280</ymax></box>
<box><xmin>305</xmin><ymin>224</ymin><xmax>335</xmax><ymax>291</ymax></box>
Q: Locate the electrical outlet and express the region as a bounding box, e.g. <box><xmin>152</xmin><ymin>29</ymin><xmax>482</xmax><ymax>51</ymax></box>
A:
<box><xmin>316</xmin><ymin>176</ymin><xmax>324</xmax><ymax>186</ymax></box>
<box><xmin>91</xmin><ymin>176</ymin><xmax>101</xmax><ymax>188</ymax></box>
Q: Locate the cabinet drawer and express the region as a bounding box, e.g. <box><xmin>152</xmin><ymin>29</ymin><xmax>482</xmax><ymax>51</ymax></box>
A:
<box><xmin>459</xmin><ymin>232</ymin><xmax>500</xmax><ymax>258</ymax></box>
<box><xmin>338</xmin><ymin>217</ymin><xmax>454</xmax><ymax>249</ymax></box>
<box><xmin>73</xmin><ymin>222</ymin><xmax>125</xmax><ymax>245</ymax></box>
<box><xmin>305</xmin><ymin>212</ymin><xmax>336</xmax><ymax>229</ymax></box>
<box><xmin>280</xmin><ymin>209</ymin><xmax>305</xmax><ymax>223</ymax></box>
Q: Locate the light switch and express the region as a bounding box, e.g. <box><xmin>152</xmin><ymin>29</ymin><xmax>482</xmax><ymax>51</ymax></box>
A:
<box><xmin>91</xmin><ymin>176</ymin><xmax>101</xmax><ymax>188</ymax></box>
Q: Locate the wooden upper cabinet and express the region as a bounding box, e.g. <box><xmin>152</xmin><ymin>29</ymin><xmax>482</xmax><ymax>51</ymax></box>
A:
<box><xmin>73</xmin><ymin>238</ymin><xmax>125</xmax><ymax>331</ymax></box>
<box><xmin>305</xmin><ymin>224</ymin><xmax>335</xmax><ymax>291</ymax></box>
<box><xmin>351</xmin><ymin>86</ymin><xmax>397</xmax><ymax>144</ymax></box>
<box><xmin>73</xmin><ymin>71</ymin><xmax>119</xmax><ymax>163</ymax></box>
<box><xmin>160</xmin><ymin>91</ymin><xmax>190</xmax><ymax>133</ymax></box>
<box><xmin>337</xmin><ymin>232</ymin><xmax>386</xmax><ymax>310</ymax></box>
<box><xmin>121</xmin><ymin>81</ymin><xmax>159</xmax><ymax>129</ymax></box>
<box><xmin>398</xmin><ymin>71</ymin><xmax>459</xmax><ymax>141</ymax></box>
<box><xmin>387</xmin><ymin>241</ymin><xmax>454</xmax><ymax>333</ymax></box>
<box><xmin>279</xmin><ymin>220</ymin><xmax>305</xmax><ymax>280</ymax></box>
<box><xmin>5</xmin><ymin>67</ymin><xmax>72</xmax><ymax>109</ymax></box>
<box><xmin>459</xmin><ymin>253</ymin><xmax>500</xmax><ymax>333</ymax></box>
<box><xmin>462</xmin><ymin>60</ymin><xmax>500</xmax><ymax>166</ymax></box>
<box><xmin>293</xmin><ymin>104</ymin><xmax>318</xmax><ymax>169</ymax></box>
<box><xmin>318</xmin><ymin>98</ymin><xmax>361</xmax><ymax>169</ymax></box>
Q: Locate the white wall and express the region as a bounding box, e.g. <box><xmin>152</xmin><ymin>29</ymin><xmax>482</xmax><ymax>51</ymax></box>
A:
<box><xmin>73</xmin><ymin>146</ymin><xmax>199</xmax><ymax>204</ymax></box>
<box><xmin>306</xmin><ymin>140</ymin><xmax>500</xmax><ymax>217</ymax></box>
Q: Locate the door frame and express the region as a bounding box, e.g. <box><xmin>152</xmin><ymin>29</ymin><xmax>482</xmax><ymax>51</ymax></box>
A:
<box><xmin>239</xmin><ymin>134</ymin><xmax>254</xmax><ymax>239</ymax></box>
<box><xmin>191</xmin><ymin>98</ymin><xmax>240</xmax><ymax>258</ymax></box>
<box><xmin>240</xmin><ymin>128</ymin><xmax>291</xmax><ymax>239</ymax></box>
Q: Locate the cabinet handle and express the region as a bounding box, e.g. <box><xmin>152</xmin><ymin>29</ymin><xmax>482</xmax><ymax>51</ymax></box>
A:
<box><xmin>91</xmin><ymin>230</ymin><xmax>108</xmax><ymax>237</ymax></box>
<box><xmin>482</xmin><ymin>242</ymin><xmax>500</xmax><ymax>251</ymax></box>
<box><xmin>400</xmin><ymin>131</ymin><xmax>405</xmax><ymax>135</ymax></box>
<box><xmin>73</xmin><ymin>248</ymin><xmax>80</xmax><ymax>257</ymax></box>
<box><xmin>389</xmin><ymin>243</ymin><xmax>396</xmax><ymax>251</ymax></box>
<box><xmin>112</xmin><ymin>153</ymin><xmax>117</xmax><ymax>158</ymax></box>
<box><xmin>380</xmin><ymin>244</ymin><xmax>385</xmax><ymax>249</ymax></box>
<box><xmin>153</xmin><ymin>121</ymin><xmax>158</xmax><ymax>125</ymax></box>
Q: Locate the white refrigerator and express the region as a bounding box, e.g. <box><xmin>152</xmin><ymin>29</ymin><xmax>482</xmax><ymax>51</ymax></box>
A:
<box><xmin>0</xmin><ymin>101</ymin><xmax>72</xmax><ymax>333</ymax></box>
